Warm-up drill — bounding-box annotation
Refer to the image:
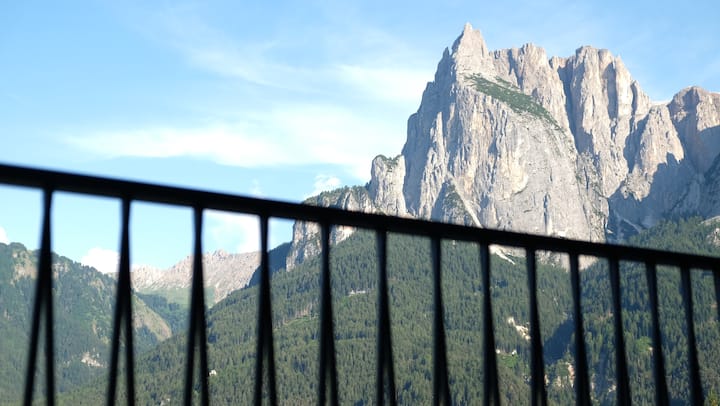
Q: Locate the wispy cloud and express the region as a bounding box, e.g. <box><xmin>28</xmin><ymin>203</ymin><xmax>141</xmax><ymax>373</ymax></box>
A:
<box><xmin>206</xmin><ymin>210</ymin><xmax>260</xmax><ymax>254</ymax></box>
<box><xmin>155</xmin><ymin>16</ymin><xmax>432</xmax><ymax>105</ymax></box>
<box><xmin>124</xmin><ymin>3</ymin><xmax>332</xmax><ymax>95</ymax></box>
<box><xmin>81</xmin><ymin>247</ymin><xmax>119</xmax><ymax>274</ymax></box>
<box><xmin>335</xmin><ymin>64</ymin><xmax>429</xmax><ymax>105</ymax></box>
<box><xmin>305</xmin><ymin>174</ymin><xmax>343</xmax><ymax>199</ymax></box>
<box><xmin>249</xmin><ymin>179</ymin><xmax>263</xmax><ymax>197</ymax></box>
<box><xmin>0</xmin><ymin>226</ymin><xmax>9</xmax><ymax>244</ymax></box>
<box><xmin>65</xmin><ymin>101</ymin><xmax>407</xmax><ymax>181</ymax></box>
<box><xmin>65</xmin><ymin>4</ymin><xmax>432</xmax><ymax>183</ymax></box>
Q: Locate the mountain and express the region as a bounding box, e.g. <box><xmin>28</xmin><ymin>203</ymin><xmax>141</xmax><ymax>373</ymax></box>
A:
<box><xmin>65</xmin><ymin>230</ymin><xmax>577</xmax><ymax>404</ymax></box>
<box><xmin>288</xmin><ymin>23</ymin><xmax>720</xmax><ymax>269</ymax></box>
<box><xmin>132</xmin><ymin>249</ymin><xmax>260</xmax><ymax>306</ymax></box>
<box><xmin>0</xmin><ymin>242</ymin><xmax>172</xmax><ymax>404</ymax></box>
<box><xmin>62</xmin><ymin>217</ymin><xmax>720</xmax><ymax>404</ymax></box>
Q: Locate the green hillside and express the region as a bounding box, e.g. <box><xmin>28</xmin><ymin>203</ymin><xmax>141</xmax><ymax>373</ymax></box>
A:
<box><xmin>580</xmin><ymin>217</ymin><xmax>720</xmax><ymax>404</ymax></box>
<box><xmin>0</xmin><ymin>242</ymin><xmax>174</xmax><ymax>405</ymax></box>
<box><xmin>23</xmin><ymin>217</ymin><xmax>720</xmax><ymax>404</ymax></box>
<box><xmin>134</xmin><ymin>218</ymin><xmax>718</xmax><ymax>404</ymax></box>
<box><xmin>61</xmin><ymin>231</ymin><xmax>580</xmax><ymax>404</ymax></box>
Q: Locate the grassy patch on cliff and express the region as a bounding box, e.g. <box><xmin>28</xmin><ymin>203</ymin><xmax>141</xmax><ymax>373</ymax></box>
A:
<box><xmin>467</xmin><ymin>74</ymin><xmax>560</xmax><ymax>129</ymax></box>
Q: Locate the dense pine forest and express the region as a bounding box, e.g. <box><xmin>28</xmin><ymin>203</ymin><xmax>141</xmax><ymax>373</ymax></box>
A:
<box><xmin>43</xmin><ymin>217</ymin><xmax>720</xmax><ymax>404</ymax></box>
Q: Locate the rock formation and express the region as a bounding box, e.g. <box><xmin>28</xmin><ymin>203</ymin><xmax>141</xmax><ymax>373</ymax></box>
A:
<box><xmin>133</xmin><ymin>249</ymin><xmax>260</xmax><ymax>304</ymax></box>
<box><xmin>288</xmin><ymin>23</ymin><xmax>720</xmax><ymax>269</ymax></box>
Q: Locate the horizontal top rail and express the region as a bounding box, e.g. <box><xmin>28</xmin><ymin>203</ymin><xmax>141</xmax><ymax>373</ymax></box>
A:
<box><xmin>2</xmin><ymin>163</ymin><xmax>720</xmax><ymax>269</ymax></box>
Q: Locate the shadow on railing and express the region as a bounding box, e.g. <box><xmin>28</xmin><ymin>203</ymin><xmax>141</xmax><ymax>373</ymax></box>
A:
<box><xmin>1</xmin><ymin>163</ymin><xmax>719</xmax><ymax>405</ymax></box>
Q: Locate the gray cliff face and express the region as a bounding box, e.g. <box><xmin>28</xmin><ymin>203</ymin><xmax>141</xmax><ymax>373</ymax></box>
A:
<box><xmin>561</xmin><ymin>47</ymin><xmax>651</xmax><ymax>197</ymax></box>
<box><xmin>611</xmin><ymin>87</ymin><xmax>720</xmax><ymax>235</ymax></box>
<box><xmin>671</xmin><ymin>88</ymin><xmax>720</xmax><ymax>218</ymax></box>
<box><xmin>287</xmin><ymin>24</ymin><xmax>720</xmax><ymax>268</ymax></box>
<box><xmin>400</xmin><ymin>25</ymin><xmax>605</xmax><ymax>241</ymax></box>
<box><xmin>286</xmin><ymin>186</ymin><xmax>375</xmax><ymax>271</ymax></box>
<box><xmin>367</xmin><ymin>155</ymin><xmax>408</xmax><ymax>216</ymax></box>
<box><xmin>669</xmin><ymin>87</ymin><xmax>720</xmax><ymax>173</ymax></box>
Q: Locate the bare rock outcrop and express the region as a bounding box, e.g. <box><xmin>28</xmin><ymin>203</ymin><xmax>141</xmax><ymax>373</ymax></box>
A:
<box><xmin>286</xmin><ymin>186</ymin><xmax>376</xmax><ymax>270</ymax></box>
<box><xmin>132</xmin><ymin>249</ymin><xmax>260</xmax><ymax>304</ymax></box>
<box><xmin>286</xmin><ymin>24</ymin><xmax>720</xmax><ymax>269</ymax></box>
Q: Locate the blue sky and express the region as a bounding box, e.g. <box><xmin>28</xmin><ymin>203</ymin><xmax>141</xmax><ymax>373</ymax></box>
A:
<box><xmin>1</xmin><ymin>0</ymin><xmax>719</xmax><ymax>272</ymax></box>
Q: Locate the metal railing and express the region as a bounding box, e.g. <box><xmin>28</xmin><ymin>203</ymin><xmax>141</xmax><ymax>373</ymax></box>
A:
<box><xmin>1</xmin><ymin>162</ymin><xmax>719</xmax><ymax>405</ymax></box>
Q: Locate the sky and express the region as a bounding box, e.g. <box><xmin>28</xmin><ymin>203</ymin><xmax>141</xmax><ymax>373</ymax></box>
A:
<box><xmin>1</xmin><ymin>0</ymin><xmax>719</xmax><ymax>272</ymax></box>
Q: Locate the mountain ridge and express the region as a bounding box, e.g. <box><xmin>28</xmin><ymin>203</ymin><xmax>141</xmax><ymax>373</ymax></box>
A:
<box><xmin>288</xmin><ymin>23</ymin><xmax>720</xmax><ymax>269</ymax></box>
<box><xmin>0</xmin><ymin>241</ymin><xmax>172</xmax><ymax>404</ymax></box>
<box><xmin>132</xmin><ymin>249</ymin><xmax>260</xmax><ymax>305</ymax></box>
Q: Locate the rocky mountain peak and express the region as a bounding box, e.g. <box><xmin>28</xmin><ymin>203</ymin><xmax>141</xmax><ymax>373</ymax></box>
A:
<box><xmin>669</xmin><ymin>86</ymin><xmax>720</xmax><ymax>173</ymax></box>
<box><xmin>132</xmin><ymin>250</ymin><xmax>260</xmax><ymax>305</ymax></box>
<box><xmin>287</xmin><ymin>24</ymin><xmax>720</xmax><ymax>268</ymax></box>
<box><xmin>449</xmin><ymin>23</ymin><xmax>489</xmax><ymax>75</ymax></box>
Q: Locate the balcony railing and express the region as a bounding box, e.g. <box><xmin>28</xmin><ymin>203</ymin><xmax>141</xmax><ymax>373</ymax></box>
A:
<box><xmin>1</xmin><ymin>162</ymin><xmax>719</xmax><ymax>405</ymax></box>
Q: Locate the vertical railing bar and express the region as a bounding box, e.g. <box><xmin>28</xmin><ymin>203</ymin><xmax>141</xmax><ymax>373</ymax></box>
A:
<box><xmin>608</xmin><ymin>257</ymin><xmax>630</xmax><ymax>405</ymax></box>
<box><xmin>42</xmin><ymin>189</ymin><xmax>56</xmax><ymax>406</ymax></box>
<box><xmin>680</xmin><ymin>266</ymin><xmax>703</xmax><ymax>405</ymax></box>
<box><xmin>184</xmin><ymin>207</ymin><xmax>210</xmax><ymax>406</ymax></box>
<box><xmin>375</xmin><ymin>230</ymin><xmax>398</xmax><ymax>405</ymax></box>
<box><xmin>317</xmin><ymin>222</ymin><xmax>339</xmax><ymax>406</ymax></box>
<box><xmin>569</xmin><ymin>253</ymin><xmax>591</xmax><ymax>406</ymax></box>
<box><xmin>645</xmin><ymin>261</ymin><xmax>668</xmax><ymax>406</ymax></box>
<box><xmin>107</xmin><ymin>199</ymin><xmax>135</xmax><ymax>406</ymax></box>
<box><xmin>254</xmin><ymin>215</ymin><xmax>278</xmax><ymax>406</ymax></box>
<box><xmin>715</xmin><ymin>268</ymin><xmax>720</xmax><ymax>328</ymax></box>
<box><xmin>480</xmin><ymin>244</ymin><xmax>500</xmax><ymax>406</ymax></box>
<box><xmin>526</xmin><ymin>248</ymin><xmax>547</xmax><ymax>406</ymax></box>
<box><xmin>23</xmin><ymin>188</ymin><xmax>55</xmax><ymax>406</ymax></box>
<box><xmin>196</xmin><ymin>207</ymin><xmax>211</xmax><ymax>406</ymax></box>
<box><xmin>122</xmin><ymin>199</ymin><xmax>136</xmax><ymax>405</ymax></box>
<box><xmin>431</xmin><ymin>236</ymin><xmax>451</xmax><ymax>405</ymax></box>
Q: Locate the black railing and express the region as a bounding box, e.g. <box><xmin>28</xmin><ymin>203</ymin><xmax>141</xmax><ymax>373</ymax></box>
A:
<box><xmin>1</xmin><ymin>162</ymin><xmax>719</xmax><ymax>405</ymax></box>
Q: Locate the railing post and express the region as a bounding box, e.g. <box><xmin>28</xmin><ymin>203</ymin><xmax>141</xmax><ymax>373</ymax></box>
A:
<box><xmin>608</xmin><ymin>257</ymin><xmax>630</xmax><ymax>405</ymax></box>
<box><xmin>431</xmin><ymin>236</ymin><xmax>451</xmax><ymax>405</ymax></box>
<box><xmin>715</xmin><ymin>267</ymin><xmax>720</xmax><ymax>331</ymax></box>
<box><xmin>645</xmin><ymin>262</ymin><xmax>669</xmax><ymax>406</ymax></box>
<box><xmin>480</xmin><ymin>244</ymin><xmax>500</xmax><ymax>406</ymax></box>
<box><xmin>526</xmin><ymin>248</ymin><xmax>547</xmax><ymax>406</ymax></box>
<box><xmin>23</xmin><ymin>188</ymin><xmax>55</xmax><ymax>406</ymax></box>
<box><xmin>254</xmin><ymin>215</ymin><xmax>278</xmax><ymax>406</ymax></box>
<box><xmin>184</xmin><ymin>207</ymin><xmax>210</xmax><ymax>406</ymax></box>
<box><xmin>375</xmin><ymin>230</ymin><xmax>397</xmax><ymax>405</ymax></box>
<box><xmin>317</xmin><ymin>222</ymin><xmax>339</xmax><ymax>406</ymax></box>
<box><xmin>569</xmin><ymin>253</ymin><xmax>591</xmax><ymax>406</ymax></box>
<box><xmin>680</xmin><ymin>266</ymin><xmax>703</xmax><ymax>405</ymax></box>
<box><xmin>107</xmin><ymin>198</ymin><xmax>136</xmax><ymax>406</ymax></box>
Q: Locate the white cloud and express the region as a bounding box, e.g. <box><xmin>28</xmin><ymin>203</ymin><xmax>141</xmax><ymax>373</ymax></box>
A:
<box><xmin>336</xmin><ymin>64</ymin><xmax>430</xmax><ymax>104</ymax></box>
<box><xmin>81</xmin><ymin>247</ymin><xmax>120</xmax><ymax>274</ymax></box>
<box><xmin>206</xmin><ymin>211</ymin><xmax>260</xmax><ymax>254</ymax></box>
<box><xmin>306</xmin><ymin>174</ymin><xmax>342</xmax><ymax>199</ymax></box>
<box><xmin>66</xmin><ymin>5</ymin><xmax>432</xmax><ymax>186</ymax></box>
<box><xmin>0</xmin><ymin>226</ymin><xmax>9</xmax><ymax>244</ymax></box>
<box><xmin>64</xmin><ymin>102</ymin><xmax>407</xmax><ymax>182</ymax></box>
<box><xmin>249</xmin><ymin>179</ymin><xmax>263</xmax><ymax>197</ymax></box>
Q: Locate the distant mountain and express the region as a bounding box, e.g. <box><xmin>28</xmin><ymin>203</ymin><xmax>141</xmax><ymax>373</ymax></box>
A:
<box><xmin>0</xmin><ymin>242</ymin><xmax>172</xmax><ymax>404</ymax></box>
<box><xmin>132</xmin><ymin>249</ymin><xmax>260</xmax><ymax>306</ymax></box>
<box><xmin>288</xmin><ymin>23</ymin><xmax>720</xmax><ymax>269</ymax></box>
<box><xmin>64</xmin><ymin>231</ymin><xmax>576</xmax><ymax>404</ymax></box>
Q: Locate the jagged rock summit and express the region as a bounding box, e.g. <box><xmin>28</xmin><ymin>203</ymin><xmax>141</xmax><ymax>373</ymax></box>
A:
<box><xmin>133</xmin><ymin>249</ymin><xmax>260</xmax><ymax>304</ymax></box>
<box><xmin>288</xmin><ymin>24</ymin><xmax>720</xmax><ymax>269</ymax></box>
